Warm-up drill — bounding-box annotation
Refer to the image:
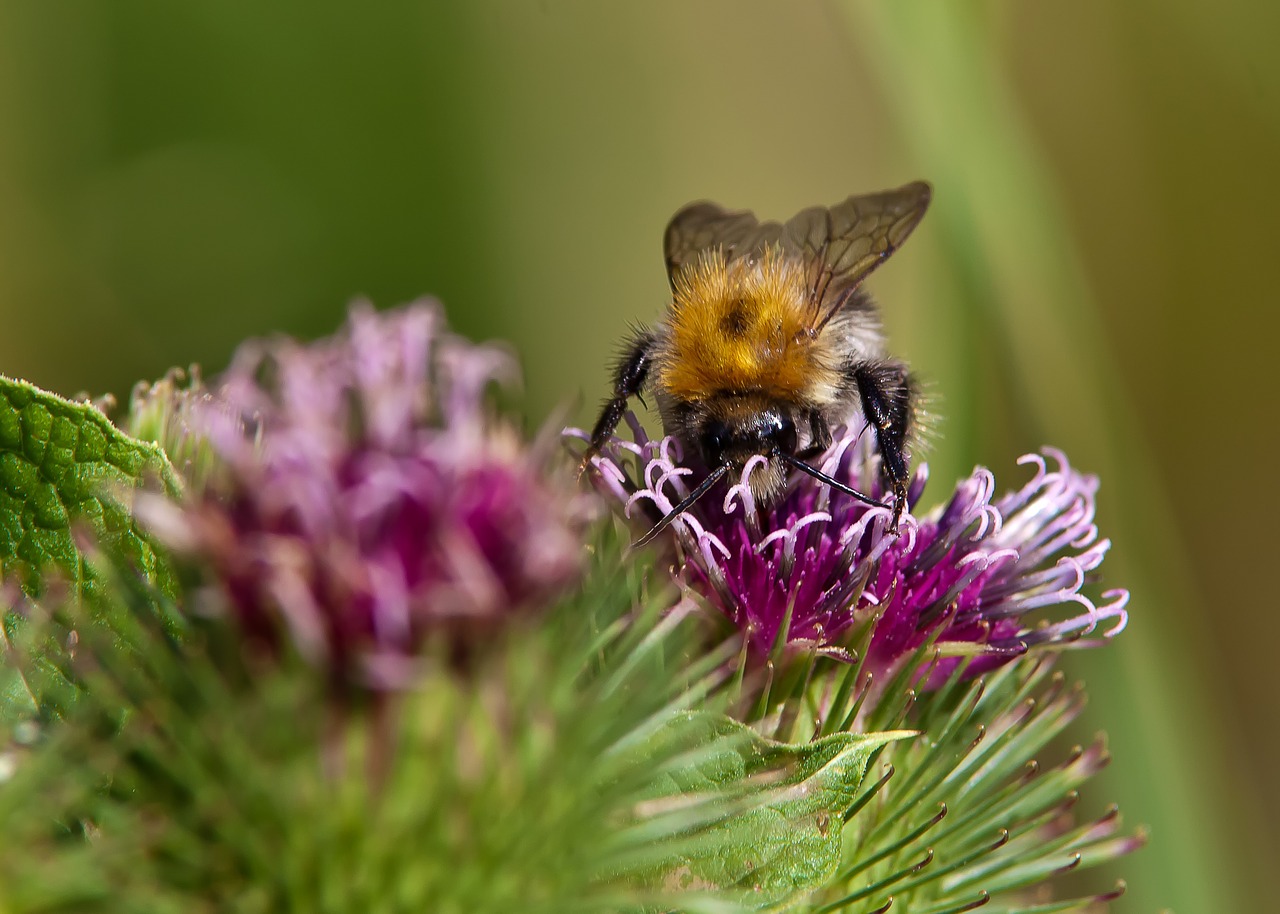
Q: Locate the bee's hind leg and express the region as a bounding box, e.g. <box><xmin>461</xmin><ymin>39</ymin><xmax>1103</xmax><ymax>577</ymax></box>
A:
<box><xmin>580</xmin><ymin>329</ymin><xmax>656</xmax><ymax>474</ymax></box>
<box><xmin>848</xmin><ymin>360</ymin><xmax>916</xmax><ymax>532</ymax></box>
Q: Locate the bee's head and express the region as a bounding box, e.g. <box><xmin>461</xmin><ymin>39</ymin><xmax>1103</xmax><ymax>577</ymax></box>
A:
<box><xmin>695</xmin><ymin>403</ymin><xmax>798</xmax><ymax>469</ymax></box>
<box><xmin>637</xmin><ymin>394</ymin><xmax>886</xmax><ymax>549</ymax></box>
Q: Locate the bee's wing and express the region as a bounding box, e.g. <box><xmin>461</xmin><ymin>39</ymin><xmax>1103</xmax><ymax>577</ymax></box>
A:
<box><xmin>663</xmin><ymin>202</ymin><xmax>784</xmax><ymax>286</ymax></box>
<box><xmin>783</xmin><ymin>181</ymin><xmax>932</xmax><ymax>319</ymax></box>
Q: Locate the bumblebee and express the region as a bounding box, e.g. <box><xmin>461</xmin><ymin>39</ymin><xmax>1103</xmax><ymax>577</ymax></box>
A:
<box><xmin>585</xmin><ymin>181</ymin><xmax>932</xmax><ymax>546</ymax></box>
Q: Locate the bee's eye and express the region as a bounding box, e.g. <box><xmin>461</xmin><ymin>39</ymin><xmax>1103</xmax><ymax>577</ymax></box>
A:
<box><xmin>700</xmin><ymin>420</ymin><xmax>730</xmax><ymax>466</ymax></box>
<box><xmin>773</xmin><ymin>416</ymin><xmax>797</xmax><ymax>456</ymax></box>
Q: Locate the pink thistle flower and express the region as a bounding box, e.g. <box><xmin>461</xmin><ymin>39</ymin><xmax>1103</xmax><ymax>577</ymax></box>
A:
<box><xmin>139</xmin><ymin>301</ymin><xmax>589</xmax><ymax>690</ymax></box>
<box><xmin>569</xmin><ymin>415</ymin><xmax>1127</xmax><ymax>685</ymax></box>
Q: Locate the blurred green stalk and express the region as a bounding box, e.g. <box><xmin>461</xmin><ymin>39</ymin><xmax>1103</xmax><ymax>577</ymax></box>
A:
<box><xmin>837</xmin><ymin>1</ymin><xmax>1261</xmax><ymax>910</ymax></box>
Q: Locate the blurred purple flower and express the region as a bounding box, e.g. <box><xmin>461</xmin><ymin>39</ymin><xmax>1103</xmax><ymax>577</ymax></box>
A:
<box><xmin>569</xmin><ymin>415</ymin><xmax>1127</xmax><ymax>685</ymax></box>
<box><xmin>139</xmin><ymin>301</ymin><xmax>588</xmax><ymax>689</ymax></box>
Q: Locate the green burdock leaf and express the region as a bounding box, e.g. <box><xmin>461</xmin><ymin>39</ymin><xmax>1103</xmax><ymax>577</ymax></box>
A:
<box><xmin>633</xmin><ymin>712</ymin><xmax>914</xmax><ymax>910</ymax></box>
<box><xmin>0</xmin><ymin>377</ymin><xmax>181</xmax><ymax>723</ymax></box>
<box><xmin>0</xmin><ymin>376</ymin><xmax>179</xmax><ymax>594</ymax></box>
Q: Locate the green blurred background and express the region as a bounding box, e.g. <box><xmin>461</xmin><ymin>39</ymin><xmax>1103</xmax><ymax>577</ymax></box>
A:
<box><xmin>0</xmin><ymin>1</ymin><xmax>1271</xmax><ymax>910</ymax></box>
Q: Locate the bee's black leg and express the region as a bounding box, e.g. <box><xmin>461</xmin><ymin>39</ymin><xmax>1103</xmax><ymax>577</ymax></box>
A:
<box><xmin>795</xmin><ymin>411</ymin><xmax>833</xmax><ymax>461</ymax></box>
<box><xmin>581</xmin><ymin>329</ymin><xmax>656</xmax><ymax>472</ymax></box>
<box><xmin>850</xmin><ymin>361</ymin><xmax>915</xmax><ymax>532</ymax></box>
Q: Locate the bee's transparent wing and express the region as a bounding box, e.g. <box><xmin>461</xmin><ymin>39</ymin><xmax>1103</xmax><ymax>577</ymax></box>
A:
<box><xmin>783</xmin><ymin>181</ymin><xmax>932</xmax><ymax>319</ymax></box>
<box><xmin>663</xmin><ymin>202</ymin><xmax>784</xmax><ymax>286</ymax></box>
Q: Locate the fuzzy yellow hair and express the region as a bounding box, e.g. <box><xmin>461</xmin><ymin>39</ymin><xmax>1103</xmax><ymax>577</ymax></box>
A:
<box><xmin>659</xmin><ymin>248</ymin><xmax>841</xmax><ymax>405</ymax></box>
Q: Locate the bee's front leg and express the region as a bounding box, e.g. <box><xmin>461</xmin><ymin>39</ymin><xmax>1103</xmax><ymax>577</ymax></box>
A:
<box><xmin>795</xmin><ymin>411</ymin><xmax>833</xmax><ymax>461</ymax></box>
<box><xmin>581</xmin><ymin>329</ymin><xmax>656</xmax><ymax>474</ymax></box>
<box><xmin>849</xmin><ymin>361</ymin><xmax>915</xmax><ymax>533</ymax></box>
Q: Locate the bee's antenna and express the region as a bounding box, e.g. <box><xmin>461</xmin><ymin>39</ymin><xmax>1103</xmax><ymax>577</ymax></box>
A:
<box><xmin>776</xmin><ymin>451</ymin><xmax>887</xmax><ymax>510</ymax></box>
<box><xmin>633</xmin><ymin>464</ymin><xmax>730</xmax><ymax>548</ymax></box>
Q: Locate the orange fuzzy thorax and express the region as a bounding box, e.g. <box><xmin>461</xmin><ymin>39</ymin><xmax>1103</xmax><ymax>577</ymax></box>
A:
<box><xmin>660</xmin><ymin>248</ymin><xmax>837</xmax><ymax>405</ymax></box>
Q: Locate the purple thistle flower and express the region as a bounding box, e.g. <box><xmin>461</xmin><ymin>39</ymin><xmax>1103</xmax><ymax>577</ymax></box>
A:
<box><xmin>139</xmin><ymin>301</ymin><xmax>589</xmax><ymax>689</ymax></box>
<box><xmin>569</xmin><ymin>414</ymin><xmax>1127</xmax><ymax>685</ymax></box>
